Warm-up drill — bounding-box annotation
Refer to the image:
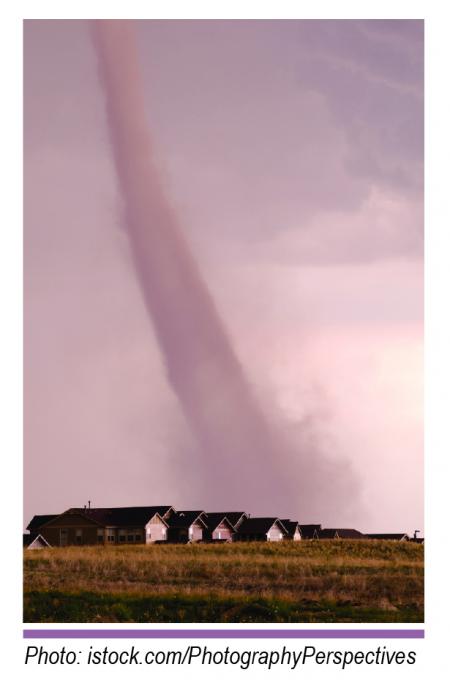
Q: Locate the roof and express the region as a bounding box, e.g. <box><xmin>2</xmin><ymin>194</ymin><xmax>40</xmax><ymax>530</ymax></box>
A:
<box><xmin>26</xmin><ymin>514</ymin><xmax>58</xmax><ymax>531</ymax></box>
<box><xmin>299</xmin><ymin>524</ymin><xmax>321</xmax><ymax>538</ymax></box>
<box><xmin>204</xmin><ymin>514</ymin><xmax>236</xmax><ymax>532</ymax></box>
<box><xmin>280</xmin><ymin>520</ymin><xmax>301</xmax><ymax>536</ymax></box>
<box><xmin>167</xmin><ymin>511</ymin><xmax>207</xmax><ymax>528</ymax></box>
<box><xmin>238</xmin><ymin>518</ymin><xmax>288</xmax><ymax>535</ymax></box>
<box><xmin>205</xmin><ymin>512</ymin><xmax>248</xmax><ymax>528</ymax></box>
<box><xmin>23</xmin><ymin>533</ymin><xmax>51</xmax><ymax>548</ymax></box>
<box><xmin>319</xmin><ymin>528</ymin><xmax>366</xmax><ymax>539</ymax></box>
<box><xmin>71</xmin><ymin>506</ymin><xmax>173</xmax><ymax>527</ymax></box>
<box><xmin>366</xmin><ymin>533</ymin><xmax>409</xmax><ymax>540</ymax></box>
<box><xmin>28</xmin><ymin>507</ymin><xmax>173</xmax><ymax>530</ymax></box>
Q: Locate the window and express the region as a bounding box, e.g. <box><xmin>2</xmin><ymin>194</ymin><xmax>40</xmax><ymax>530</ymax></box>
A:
<box><xmin>119</xmin><ymin>529</ymin><xmax>126</xmax><ymax>543</ymax></box>
<box><xmin>135</xmin><ymin>534</ymin><xmax>142</xmax><ymax>542</ymax></box>
<box><xmin>127</xmin><ymin>534</ymin><xmax>134</xmax><ymax>542</ymax></box>
<box><xmin>75</xmin><ymin>529</ymin><xmax>82</xmax><ymax>545</ymax></box>
<box><xmin>97</xmin><ymin>528</ymin><xmax>104</xmax><ymax>543</ymax></box>
<box><xmin>106</xmin><ymin>528</ymin><xmax>115</xmax><ymax>542</ymax></box>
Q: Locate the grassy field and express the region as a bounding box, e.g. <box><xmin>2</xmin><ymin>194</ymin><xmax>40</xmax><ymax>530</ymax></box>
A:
<box><xmin>23</xmin><ymin>540</ymin><xmax>424</xmax><ymax>623</ymax></box>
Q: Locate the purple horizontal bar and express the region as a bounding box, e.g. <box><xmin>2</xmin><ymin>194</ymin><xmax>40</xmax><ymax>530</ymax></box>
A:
<box><xmin>24</xmin><ymin>629</ymin><xmax>424</xmax><ymax>639</ymax></box>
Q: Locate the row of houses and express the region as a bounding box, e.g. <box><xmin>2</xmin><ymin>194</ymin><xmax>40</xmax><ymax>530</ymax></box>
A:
<box><xmin>23</xmin><ymin>504</ymin><xmax>423</xmax><ymax>548</ymax></box>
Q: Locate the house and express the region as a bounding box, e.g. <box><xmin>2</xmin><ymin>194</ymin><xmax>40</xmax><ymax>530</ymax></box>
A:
<box><xmin>23</xmin><ymin>533</ymin><xmax>51</xmax><ymax>549</ymax></box>
<box><xmin>27</xmin><ymin>514</ymin><xmax>58</xmax><ymax>532</ymax></box>
<box><xmin>205</xmin><ymin>512</ymin><xmax>249</xmax><ymax>532</ymax></box>
<box><xmin>318</xmin><ymin>528</ymin><xmax>366</xmax><ymax>540</ymax></box>
<box><xmin>204</xmin><ymin>514</ymin><xmax>235</xmax><ymax>542</ymax></box>
<box><xmin>166</xmin><ymin>511</ymin><xmax>208</xmax><ymax>543</ymax></box>
<box><xmin>299</xmin><ymin>524</ymin><xmax>321</xmax><ymax>539</ymax></box>
<box><xmin>411</xmin><ymin>530</ymin><xmax>424</xmax><ymax>544</ymax></box>
<box><xmin>366</xmin><ymin>533</ymin><xmax>410</xmax><ymax>541</ymax></box>
<box><xmin>26</xmin><ymin>505</ymin><xmax>174</xmax><ymax>546</ymax></box>
<box><xmin>236</xmin><ymin>518</ymin><xmax>288</xmax><ymax>542</ymax></box>
<box><xmin>280</xmin><ymin>520</ymin><xmax>302</xmax><ymax>541</ymax></box>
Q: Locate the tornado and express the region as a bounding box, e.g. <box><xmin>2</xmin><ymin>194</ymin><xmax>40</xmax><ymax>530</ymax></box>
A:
<box><xmin>91</xmin><ymin>20</ymin><xmax>301</xmax><ymax>512</ymax></box>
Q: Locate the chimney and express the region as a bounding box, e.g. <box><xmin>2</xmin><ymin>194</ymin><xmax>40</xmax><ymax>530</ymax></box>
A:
<box><xmin>88</xmin><ymin>500</ymin><xmax>91</xmax><ymax>511</ymax></box>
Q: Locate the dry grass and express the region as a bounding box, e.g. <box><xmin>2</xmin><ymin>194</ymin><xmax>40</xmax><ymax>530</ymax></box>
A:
<box><xmin>24</xmin><ymin>540</ymin><xmax>424</xmax><ymax>622</ymax></box>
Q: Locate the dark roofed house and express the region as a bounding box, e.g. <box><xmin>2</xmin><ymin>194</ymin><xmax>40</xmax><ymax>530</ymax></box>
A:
<box><xmin>366</xmin><ymin>533</ymin><xmax>410</xmax><ymax>541</ymax></box>
<box><xmin>26</xmin><ymin>502</ymin><xmax>413</xmax><ymax>548</ymax></box>
<box><xmin>280</xmin><ymin>520</ymin><xmax>302</xmax><ymax>541</ymax></box>
<box><xmin>204</xmin><ymin>514</ymin><xmax>235</xmax><ymax>542</ymax></box>
<box><xmin>25</xmin><ymin>506</ymin><xmax>173</xmax><ymax>547</ymax></box>
<box><xmin>167</xmin><ymin>511</ymin><xmax>207</xmax><ymax>543</ymax></box>
<box><xmin>317</xmin><ymin>528</ymin><xmax>339</xmax><ymax>539</ymax></box>
<box><xmin>236</xmin><ymin>518</ymin><xmax>288</xmax><ymax>542</ymax></box>
<box><xmin>23</xmin><ymin>533</ymin><xmax>51</xmax><ymax>549</ymax></box>
<box><xmin>27</xmin><ymin>514</ymin><xmax>58</xmax><ymax>532</ymax></box>
<box><xmin>318</xmin><ymin>528</ymin><xmax>366</xmax><ymax>540</ymax></box>
<box><xmin>299</xmin><ymin>524</ymin><xmax>321</xmax><ymax>539</ymax></box>
<box><xmin>205</xmin><ymin>512</ymin><xmax>248</xmax><ymax>531</ymax></box>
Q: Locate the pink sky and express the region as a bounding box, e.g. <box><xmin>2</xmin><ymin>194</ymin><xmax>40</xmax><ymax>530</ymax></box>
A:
<box><xmin>24</xmin><ymin>20</ymin><xmax>423</xmax><ymax>534</ymax></box>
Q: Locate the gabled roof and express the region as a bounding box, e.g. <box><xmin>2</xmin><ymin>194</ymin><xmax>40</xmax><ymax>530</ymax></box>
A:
<box><xmin>167</xmin><ymin>511</ymin><xmax>207</xmax><ymax>528</ymax></box>
<box><xmin>205</xmin><ymin>512</ymin><xmax>248</xmax><ymax>528</ymax></box>
<box><xmin>366</xmin><ymin>533</ymin><xmax>409</xmax><ymax>541</ymax></box>
<box><xmin>299</xmin><ymin>524</ymin><xmax>321</xmax><ymax>538</ymax></box>
<box><xmin>280</xmin><ymin>520</ymin><xmax>301</xmax><ymax>537</ymax></box>
<box><xmin>238</xmin><ymin>518</ymin><xmax>288</xmax><ymax>535</ymax></box>
<box><xmin>64</xmin><ymin>506</ymin><xmax>173</xmax><ymax>527</ymax></box>
<box><xmin>318</xmin><ymin>528</ymin><xmax>365</xmax><ymax>539</ymax></box>
<box><xmin>27</xmin><ymin>506</ymin><xmax>173</xmax><ymax>530</ymax></box>
<box><xmin>26</xmin><ymin>514</ymin><xmax>58</xmax><ymax>531</ymax></box>
<box><xmin>23</xmin><ymin>533</ymin><xmax>51</xmax><ymax>548</ymax></box>
<box><xmin>204</xmin><ymin>514</ymin><xmax>236</xmax><ymax>533</ymax></box>
<box><xmin>318</xmin><ymin>528</ymin><xmax>338</xmax><ymax>539</ymax></box>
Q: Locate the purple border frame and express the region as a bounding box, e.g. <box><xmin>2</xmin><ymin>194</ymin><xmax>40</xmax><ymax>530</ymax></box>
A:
<box><xmin>24</xmin><ymin>628</ymin><xmax>424</xmax><ymax>639</ymax></box>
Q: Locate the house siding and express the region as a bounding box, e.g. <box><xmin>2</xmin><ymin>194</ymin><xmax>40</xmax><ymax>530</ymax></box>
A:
<box><xmin>267</xmin><ymin>524</ymin><xmax>284</xmax><ymax>541</ymax></box>
<box><xmin>190</xmin><ymin>523</ymin><xmax>203</xmax><ymax>541</ymax></box>
<box><xmin>145</xmin><ymin>515</ymin><xmax>168</xmax><ymax>543</ymax></box>
<box><xmin>204</xmin><ymin>520</ymin><xmax>234</xmax><ymax>541</ymax></box>
<box><xmin>35</xmin><ymin>513</ymin><xmax>151</xmax><ymax>547</ymax></box>
<box><xmin>118</xmin><ymin>528</ymin><xmax>145</xmax><ymax>544</ymax></box>
<box><xmin>36</xmin><ymin>513</ymin><xmax>98</xmax><ymax>547</ymax></box>
<box><xmin>212</xmin><ymin>524</ymin><xmax>233</xmax><ymax>541</ymax></box>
